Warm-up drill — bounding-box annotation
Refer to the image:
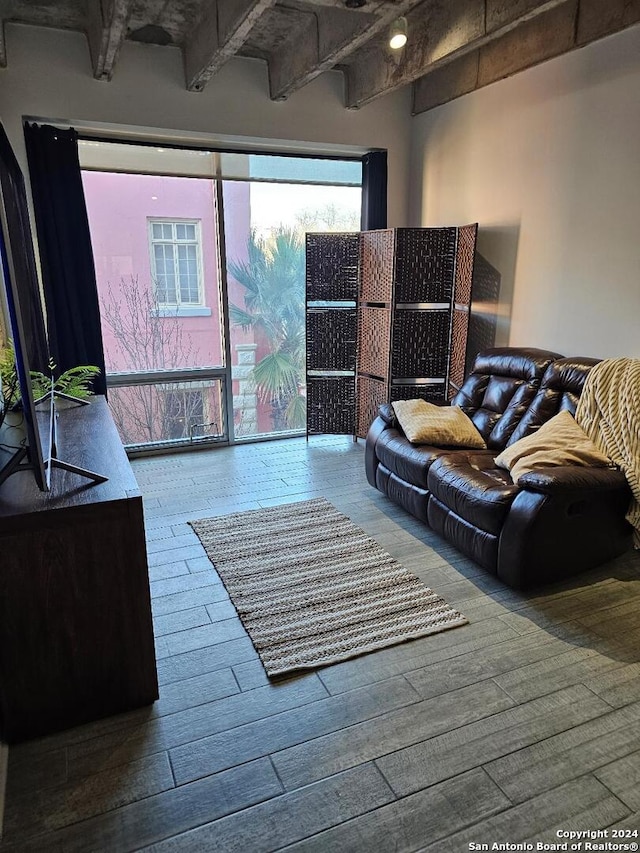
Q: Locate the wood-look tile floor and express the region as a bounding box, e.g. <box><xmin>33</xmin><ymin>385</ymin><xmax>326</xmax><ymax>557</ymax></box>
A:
<box><xmin>2</xmin><ymin>435</ymin><xmax>640</xmax><ymax>852</ymax></box>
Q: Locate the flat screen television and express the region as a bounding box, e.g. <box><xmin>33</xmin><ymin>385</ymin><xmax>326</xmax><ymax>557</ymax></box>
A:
<box><xmin>0</xmin><ymin>121</ymin><xmax>49</xmax><ymax>490</ymax></box>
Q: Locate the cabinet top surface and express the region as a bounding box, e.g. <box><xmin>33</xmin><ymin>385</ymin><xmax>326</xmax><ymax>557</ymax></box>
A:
<box><xmin>0</xmin><ymin>397</ymin><xmax>141</xmax><ymax>518</ymax></box>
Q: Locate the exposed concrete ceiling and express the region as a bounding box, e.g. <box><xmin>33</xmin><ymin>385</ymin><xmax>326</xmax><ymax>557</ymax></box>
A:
<box><xmin>1</xmin><ymin>0</ymin><xmax>638</xmax><ymax>114</ymax></box>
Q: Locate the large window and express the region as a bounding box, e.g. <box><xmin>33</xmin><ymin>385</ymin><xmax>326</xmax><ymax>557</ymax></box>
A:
<box><xmin>80</xmin><ymin>141</ymin><xmax>362</xmax><ymax>451</ymax></box>
<box><xmin>149</xmin><ymin>219</ymin><xmax>203</xmax><ymax>308</ymax></box>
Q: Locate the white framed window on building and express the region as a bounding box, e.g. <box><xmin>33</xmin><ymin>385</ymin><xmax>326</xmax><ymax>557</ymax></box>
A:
<box><xmin>148</xmin><ymin>219</ymin><xmax>208</xmax><ymax>313</ymax></box>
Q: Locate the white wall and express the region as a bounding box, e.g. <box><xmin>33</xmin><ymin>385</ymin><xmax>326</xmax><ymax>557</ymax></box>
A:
<box><xmin>410</xmin><ymin>25</ymin><xmax>640</xmax><ymax>358</ymax></box>
<box><xmin>0</xmin><ymin>24</ymin><xmax>412</xmax><ymax>227</ymax></box>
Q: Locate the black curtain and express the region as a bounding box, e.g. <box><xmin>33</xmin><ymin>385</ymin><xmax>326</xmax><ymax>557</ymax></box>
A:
<box><xmin>360</xmin><ymin>150</ymin><xmax>388</xmax><ymax>231</ymax></box>
<box><xmin>24</xmin><ymin>123</ymin><xmax>107</xmax><ymax>395</ymax></box>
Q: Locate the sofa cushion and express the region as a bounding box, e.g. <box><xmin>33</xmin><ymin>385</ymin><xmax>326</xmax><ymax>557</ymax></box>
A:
<box><xmin>427</xmin><ymin>451</ymin><xmax>519</xmax><ymax>536</ymax></box>
<box><xmin>375</xmin><ymin>428</ymin><xmax>450</xmax><ymax>490</ymax></box>
<box><xmin>452</xmin><ymin>347</ymin><xmax>561</xmax><ymax>451</ymax></box>
<box><xmin>392</xmin><ymin>399</ymin><xmax>486</xmax><ymax>447</ymax></box>
<box><xmin>495</xmin><ymin>410</ymin><xmax>611</xmax><ymax>484</ymax></box>
<box><xmin>508</xmin><ymin>357</ymin><xmax>600</xmax><ymax>445</ymax></box>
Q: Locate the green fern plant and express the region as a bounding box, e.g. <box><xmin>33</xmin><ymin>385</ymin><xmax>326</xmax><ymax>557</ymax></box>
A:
<box><xmin>30</xmin><ymin>362</ymin><xmax>101</xmax><ymax>401</ymax></box>
<box><xmin>0</xmin><ymin>342</ymin><xmax>20</xmax><ymax>412</ymax></box>
<box><xmin>0</xmin><ymin>341</ymin><xmax>100</xmax><ymax>429</ymax></box>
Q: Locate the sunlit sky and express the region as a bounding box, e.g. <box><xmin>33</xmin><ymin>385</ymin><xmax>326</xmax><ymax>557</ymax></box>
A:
<box><xmin>249</xmin><ymin>183</ymin><xmax>361</xmax><ymax>236</ymax></box>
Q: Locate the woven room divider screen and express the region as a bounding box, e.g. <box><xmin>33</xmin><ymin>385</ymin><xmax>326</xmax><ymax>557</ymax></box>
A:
<box><xmin>306</xmin><ymin>225</ymin><xmax>478</xmax><ymax>439</ymax></box>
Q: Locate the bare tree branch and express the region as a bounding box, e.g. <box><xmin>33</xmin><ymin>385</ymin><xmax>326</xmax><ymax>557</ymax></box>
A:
<box><xmin>100</xmin><ymin>276</ymin><xmax>206</xmax><ymax>444</ymax></box>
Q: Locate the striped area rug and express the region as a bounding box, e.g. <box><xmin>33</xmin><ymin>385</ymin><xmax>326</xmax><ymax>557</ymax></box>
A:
<box><xmin>189</xmin><ymin>497</ymin><xmax>468</xmax><ymax>677</ymax></box>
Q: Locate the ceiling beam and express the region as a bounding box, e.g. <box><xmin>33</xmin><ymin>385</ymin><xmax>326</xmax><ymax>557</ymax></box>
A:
<box><xmin>576</xmin><ymin>0</ymin><xmax>640</xmax><ymax>46</ymax></box>
<box><xmin>478</xmin><ymin>0</ymin><xmax>577</xmax><ymax>86</ymax></box>
<box><xmin>86</xmin><ymin>0</ymin><xmax>131</xmax><ymax>82</ymax></box>
<box><xmin>268</xmin><ymin>0</ymin><xmax>424</xmax><ymax>102</ymax></box>
<box><xmin>412</xmin><ymin>0</ymin><xmax>640</xmax><ymax>114</ymax></box>
<box><xmin>345</xmin><ymin>0</ymin><xmax>572</xmax><ymax>108</ymax></box>
<box><xmin>412</xmin><ymin>50</ymin><xmax>480</xmax><ymax>114</ymax></box>
<box><xmin>184</xmin><ymin>0</ymin><xmax>277</xmax><ymax>93</ymax></box>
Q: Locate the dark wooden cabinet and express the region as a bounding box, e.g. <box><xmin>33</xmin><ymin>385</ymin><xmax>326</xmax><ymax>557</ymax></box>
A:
<box><xmin>0</xmin><ymin>397</ymin><xmax>158</xmax><ymax>743</ymax></box>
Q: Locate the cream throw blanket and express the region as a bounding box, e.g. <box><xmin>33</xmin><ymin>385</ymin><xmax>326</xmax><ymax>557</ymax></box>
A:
<box><xmin>575</xmin><ymin>358</ymin><xmax>640</xmax><ymax>548</ymax></box>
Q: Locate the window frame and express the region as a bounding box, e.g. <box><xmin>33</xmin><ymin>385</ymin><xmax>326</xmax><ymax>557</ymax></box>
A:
<box><xmin>147</xmin><ymin>218</ymin><xmax>205</xmax><ymax>309</ymax></box>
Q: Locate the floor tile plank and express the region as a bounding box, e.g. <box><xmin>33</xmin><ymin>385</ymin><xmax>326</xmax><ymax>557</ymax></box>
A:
<box><xmin>280</xmin><ymin>768</ymin><xmax>510</xmax><ymax>853</ymax></box>
<box><xmin>595</xmin><ymin>750</ymin><xmax>640</xmax><ymax>811</ymax></box>
<box><xmin>155</xmin><ymin>636</ymin><xmax>257</xmax><ymax>686</ymax></box>
<box><xmin>316</xmin><ymin>619</ymin><xmax>520</xmax><ymax>696</ymax></box>
<box><xmin>153</xmin><ymin>606</ymin><xmax>211</xmax><ymax>637</ymax></box>
<box><xmin>484</xmin><ymin>701</ymin><xmax>640</xmax><ymax>803</ymax></box>
<box><xmin>418</xmin><ymin>777</ymin><xmax>629</xmax><ymax>853</ymax></box>
<box><xmin>271</xmin><ymin>679</ymin><xmax>515</xmax><ymax>791</ymax></box>
<box><xmin>8</xmin><ymin>757</ymin><xmax>282</xmax><ymax>853</ymax></box>
<box><xmin>375</xmin><ymin>685</ymin><xmax>612</xmax><ymax>798</ymax></box>
<box><xmin>150</xmin><ymin>583</ymin><xmax>230</xmax><ymax>619</ymax></box>
<box><xmin>4</xmin><ymin>752</ymin><xmax>174</xmax><ymax>839</ymax></box>
<box><xmin>145</xmin><ymin>762</ymin><xmax>394</xmax><ymax>853</ymax></box>
<box><xmin>169</xmin><ymin>675</ymin><xmax>420</xmax><ymax>785</ymax></box>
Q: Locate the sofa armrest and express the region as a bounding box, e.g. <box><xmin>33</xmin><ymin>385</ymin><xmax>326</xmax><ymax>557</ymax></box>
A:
<box><xmin>365</xmin><ymin>415</ymin><xmax>392</xmax><ymax>488</ymax></box>
<box><xmin>517</xmin><ymin>466</ymin><xmax>628</xmax><ymax>495</ymax></box>
<box><xmin>498</xmin><ymin>473</ymin><xmax>633</xmax><ymax>589</ymax></box>
<box><xmin>378</xmin><ymin>403</ymin><xmax>396</xmax><ymax>427</ymax></box>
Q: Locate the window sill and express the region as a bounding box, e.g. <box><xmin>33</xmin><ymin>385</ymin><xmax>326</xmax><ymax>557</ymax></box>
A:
<box><xmin>154</xmin><ymin>306</ymin><xmax>212</xmax><ymax>318</ymax></box>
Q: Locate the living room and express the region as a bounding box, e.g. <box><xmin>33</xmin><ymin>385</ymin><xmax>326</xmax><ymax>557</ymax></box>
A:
<box><xmin>0</xmin><ymin>4</ymin><xmax>639</xmax><ymax>851</ymax></box>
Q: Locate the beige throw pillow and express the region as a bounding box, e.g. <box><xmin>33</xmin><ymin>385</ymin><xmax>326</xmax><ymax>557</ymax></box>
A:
<box><xmin>495</xmin><ymin>410</ymin><xmax>612</xmax><ymax>484</ymax></box>
<box><xmin>392</xmin><ymin>399</ymin><xmax>486</xmax><ymax>448</ymax></box>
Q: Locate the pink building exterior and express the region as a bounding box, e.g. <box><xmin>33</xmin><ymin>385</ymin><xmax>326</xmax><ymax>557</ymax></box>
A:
<box><xmin>81</xmin><ymin>172</ymin><xmax>276</xmax><ymax>440</ymax></box>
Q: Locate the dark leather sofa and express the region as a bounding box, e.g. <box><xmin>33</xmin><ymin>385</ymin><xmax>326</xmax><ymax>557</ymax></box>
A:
<box><xmin>365</xmin><ymin>347</ymin><xmax>633</xmax><ymax>589</ymax></box>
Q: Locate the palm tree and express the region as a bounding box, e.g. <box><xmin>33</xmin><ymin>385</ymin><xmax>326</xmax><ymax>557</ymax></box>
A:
<box><xmin>228</xmin><ymin>228</ymin><xmax>306</xmax><ymax>432</ymax></box>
